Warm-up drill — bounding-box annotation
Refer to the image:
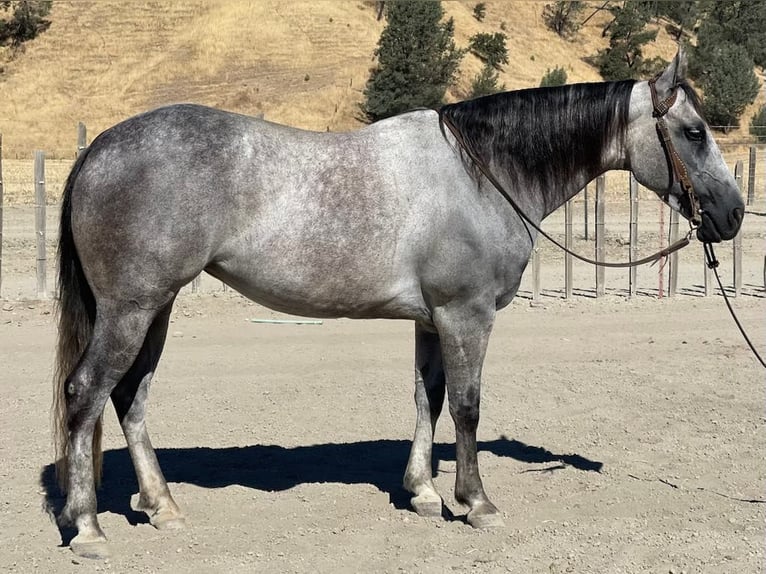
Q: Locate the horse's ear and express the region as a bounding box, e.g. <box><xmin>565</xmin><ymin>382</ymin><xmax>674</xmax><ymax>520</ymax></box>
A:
<box><xmin>654</xmin><ymin>48</ymin><xmax>687</xmax><ymax>95</ymax></box>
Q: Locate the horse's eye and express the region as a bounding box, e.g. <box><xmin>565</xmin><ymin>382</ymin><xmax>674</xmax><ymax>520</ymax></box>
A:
<box><xmin>685</xmin><ymin>127</ymin><xmax>705</xmax><ymax>142</ymax></box>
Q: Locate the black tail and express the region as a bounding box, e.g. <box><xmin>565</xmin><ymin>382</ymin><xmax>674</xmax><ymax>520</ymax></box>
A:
<box><xmin>52</xmin><ymin>147</ymin><xmax>100</xmax><ymax>491</ymax></box>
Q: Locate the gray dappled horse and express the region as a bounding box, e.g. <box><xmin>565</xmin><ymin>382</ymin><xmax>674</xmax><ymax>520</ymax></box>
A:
<box><xmin>53</xmin><ymin>52</ymin><xmax>743</xmax><ymax>558</ymax></box>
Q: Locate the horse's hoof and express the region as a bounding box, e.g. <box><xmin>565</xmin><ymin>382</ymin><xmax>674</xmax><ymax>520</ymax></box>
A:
<box><xmin>70</xmin><ymin>536</ymin><xmax>110</xmax><ymax>560</ymax></box>
<box><xmin>410</xmin><ymin>492</ymin><xmax>443</xmax><ymax>518</ymax></box>
<box><xmin>467</xmin><ymin>507</ymin><xmax>505</xmax><ymax>529</ymax></box>
<box><xmin>151</xmin><ymin>510</ymin><xmax>186</xmax><ymax>531</ymax></box>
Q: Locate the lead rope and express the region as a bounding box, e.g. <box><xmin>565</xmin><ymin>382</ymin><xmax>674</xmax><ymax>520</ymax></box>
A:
<box><xmin>703</xmin><ymin>243</ymin><xmax>766</xmax><ymax>369</ymax></box>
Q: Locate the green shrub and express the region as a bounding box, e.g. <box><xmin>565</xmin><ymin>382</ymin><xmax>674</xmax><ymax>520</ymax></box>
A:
<box><xmin>540</xmin><ymin>66</ymin><xmax>567</xmax><ymax>87</ymax></box>
<box><xmin>470</xmin><ymin>63</ymin><xmax>505</xmax><ymax>98</ymax></box>
<box><xmin>473</xmin><ymin>3</ymin><xmax>486</xmax><ymax>22</ymax></box>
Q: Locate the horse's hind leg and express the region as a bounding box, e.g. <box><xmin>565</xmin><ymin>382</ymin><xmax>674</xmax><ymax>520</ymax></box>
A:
<box><xmin>403</xmin><ymin>324</ymin><xmax>446</xmax><ymax>517</ymax></box>
<box><xmin>110</xmin><ymin>301</ymin><xmax>185</xmax><ymax>530</ymax></box>
<box><xmin>60</xmin><ymin>302</ymin><xmax>163</xmax><ymax>559</ymax></box>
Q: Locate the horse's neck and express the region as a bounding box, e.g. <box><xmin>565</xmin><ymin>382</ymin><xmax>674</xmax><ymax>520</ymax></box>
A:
<box><xmin>544</xmin><ymin>164</ymin><xmax>620</xmax><ymax>218</ymax></box>
<box><xmin>504</xmin><ymin>141</ymin><xmax>626</xmax><ymax>221</ymax></box>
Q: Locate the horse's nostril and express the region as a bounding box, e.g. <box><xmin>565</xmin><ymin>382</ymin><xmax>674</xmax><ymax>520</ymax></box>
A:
<box><xmin>730</xmin><ymin>207</ymin><xmax>743</xmax><ymax>227</ymax></box>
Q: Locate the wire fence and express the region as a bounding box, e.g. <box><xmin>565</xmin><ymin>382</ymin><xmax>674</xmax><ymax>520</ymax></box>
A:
<box><xmin>0</xmin><ymin>133</ymin><xmax>764</xmax><ymax>301</ymax></box>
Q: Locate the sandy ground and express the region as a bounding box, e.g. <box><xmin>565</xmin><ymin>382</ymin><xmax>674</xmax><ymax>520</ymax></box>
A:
<box><xmin>0</xmin><ymin>207</ymin><xmax>764</xmax><ymax>573</ymax></box>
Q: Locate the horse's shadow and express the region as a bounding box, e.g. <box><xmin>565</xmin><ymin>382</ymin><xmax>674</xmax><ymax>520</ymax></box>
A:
<box><xmin>40</xmin><ymin>436</ymin><xmax>602</xmax><ymax>533</ymax></box>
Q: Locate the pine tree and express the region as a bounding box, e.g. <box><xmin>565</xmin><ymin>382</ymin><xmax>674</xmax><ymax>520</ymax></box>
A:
<box><xmin>654</xmin><ymin>0</ymin><xmax>697</xmax><ymax>40</ymax></box>
<box><xmin>362</xmin><ymin>0</ymin><xmax>463</xmax><ymax>122</ymax></box>
<box><xmin>468</xmin><ymin>32</ymin><xmax>508</xmax><ymax>70</ymax></box>
<box><xmin>697</xmin><ymin>42</ymin><xmax>760</xmax><ymax>131</ymax></box>
<box><xmin>693</xmin><ymin>0</ymin><xmax>766</xmax><ymax>72</ymax></box>
<box><xmin>543</xmin><ymin>1</ymin><xmax>583</xmax><ymax>38</ymax></box>
<box><xmin>687</xmin><ymin>1</ymin><xmax>762</xmax><ymax>131</ymax></box>
<box><xmin>595</xmin><ymin>1</ymin><xmax>657</xmax><ymax>81</ymax></box>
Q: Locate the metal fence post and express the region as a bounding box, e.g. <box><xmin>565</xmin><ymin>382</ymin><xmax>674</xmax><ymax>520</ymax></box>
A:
<box><xmin>531</xmin><ymin>239</ymin><xmax>541</xmax><ymax>301</ymax></box>
<box><xmin>629</xmin><ymin>174</ymin><xmax>638</xmax><ymax>298</ymax></box>
<box><xmin>733</xmin><ymin>160</ymin><xmax>743</xmax><ymax>296</ymax></box>
<box><xmin>668</xmin><ymin>209</ymin><xmax>679</xmax><ymax>296</ymax></box>
<box><xmin>77</xmin><ymin>122</ymin><xmax>87</xmax><ymax>157</ymax></box>
<box><xmin>34</xmin><ymin>150</ymin><xmax>47</xmax><ymax>299</ymax></box>
<box><xmin>0</xmin><ymin>134</ymin><xmax>3</xmax><ymax>297</ymax></box>
<box><xmin>583</xmin><ymin>184</ymin><xmax>589</xmax><ymax>241</ymax></box>
<box><xmin>565</xmin><ymin>199</ymin><xmax>573</xmax><ymax>298</ymax></box>
<box><xmin>595</xmin><ymin>175</ymin><xmax>605</xmax><ymax>297</ymax></box>
<box><xmin>746</xmin><ymin>146</ymin><xmax>755</xmax><ymax>206</ymax></box>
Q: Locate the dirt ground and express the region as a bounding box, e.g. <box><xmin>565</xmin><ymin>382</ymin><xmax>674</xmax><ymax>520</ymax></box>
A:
<box><xmin>0</xmin><ymin>206</ymin><xmax>764</xmax><ymax>573</ymax></box>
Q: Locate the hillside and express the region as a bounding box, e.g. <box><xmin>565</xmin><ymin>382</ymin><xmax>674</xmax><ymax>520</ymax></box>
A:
<box><xmin>0</xmin><ymin>0</ymin><xmax>752</xmax><ymax>158</ymax></box>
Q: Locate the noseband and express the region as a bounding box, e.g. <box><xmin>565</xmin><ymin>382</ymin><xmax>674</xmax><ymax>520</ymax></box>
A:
<box><xmin>647</xmin><ymin>76</ymin><xmax>702</xmax><ymax>228</ymax></box>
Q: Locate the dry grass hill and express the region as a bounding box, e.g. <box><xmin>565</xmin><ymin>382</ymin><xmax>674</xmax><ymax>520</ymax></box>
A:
<box><xmin>0</xmin><ymin>0</ymin><xmax>758</xmax><ymax>159</ymax></box>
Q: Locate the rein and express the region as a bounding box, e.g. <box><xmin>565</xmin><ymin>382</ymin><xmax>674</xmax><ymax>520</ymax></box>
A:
<box><xmin>439</xmin><ymin>79</ymin><xmax>695</xmax><ymax>268</ymax></box>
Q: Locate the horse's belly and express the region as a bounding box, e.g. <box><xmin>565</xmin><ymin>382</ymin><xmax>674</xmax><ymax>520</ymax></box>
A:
<box><xmin>205</xmin><ymin>257</ymin><xmax>430</xmax><ymax>323</ymax></box>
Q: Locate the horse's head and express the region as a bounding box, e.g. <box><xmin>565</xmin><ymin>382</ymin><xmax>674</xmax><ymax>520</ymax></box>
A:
<box><xmin>626</xmin><ymin>49</ymin><xmax>744</xmax><ymax>242</ymax></box>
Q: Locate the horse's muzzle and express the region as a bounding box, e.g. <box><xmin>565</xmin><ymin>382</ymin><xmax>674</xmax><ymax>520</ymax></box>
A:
<box><xmin>696</xmin><ymin>206</ymin><xmax>743</xmax><ymax>243</ymax></box>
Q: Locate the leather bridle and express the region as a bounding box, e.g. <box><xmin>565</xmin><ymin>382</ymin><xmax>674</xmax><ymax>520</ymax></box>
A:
<box><xmin>647</xmin><ymin>75</ymin><xmax>702</xmax><ymax>229</ymax></box>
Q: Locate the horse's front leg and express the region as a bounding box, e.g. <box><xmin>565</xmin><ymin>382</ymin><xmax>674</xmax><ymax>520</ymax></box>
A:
<box><xmin>110</xmin><ymin>302</ymin><xmax>185</xmax><ymax>531</ymax></box>
<box><xmin>434</xmin><ymin>300</ymin><xmax>504</xmax><ymax>528</ymax></box>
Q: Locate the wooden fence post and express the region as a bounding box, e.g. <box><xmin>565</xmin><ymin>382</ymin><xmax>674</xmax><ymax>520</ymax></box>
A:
<box><xmin>595</xmin><ymin>175</ymin><xmax>605</xmax><ymax>297</ymax></box>
<box><xmin>747</xmin><ymin>146</ymin><xmax>756</xmax><ymax>206</ymax></box>
<box><xmin>733</xmin><ymin>160</ymin><xmax>743</xmax><ymax>296</ymax></box>
<box><xmin>531</xmin><ymin>239</ymin><xmax>541</xmax><ymax>301</ymax></box>
<box><xmin>0</xmin><ymin>134</ymin><xmax>4</xmax><ymax>297</ymax></box>
<box><xmin>35</xmin><ymin>150</ymin><xmax>47</xmax><ymax>299</ymax></box>
<box><xmin>77</xmin><ymin>122</ymin><xmax>87</xmax><ymax>157</ymax></box>
<box><xmin>629</xmin><ymin>174</ymin><xmax>638</xmax><ymax>298</ymax></box>
<box><xmin>668</xmin><ymin>209</ymin><xmax>680</xmax><ymax>296</ymax></box>
<box><xmin>565</xmin><ymin>199</ymin><xmax>573</xmax><ymax>298</ymax></box>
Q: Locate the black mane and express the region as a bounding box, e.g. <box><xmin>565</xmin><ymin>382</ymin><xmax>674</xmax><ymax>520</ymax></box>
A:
<box><xmin>439</xmin><ymin>81</ymin><xmax>636</xmax><ymax>195</ymax></box>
